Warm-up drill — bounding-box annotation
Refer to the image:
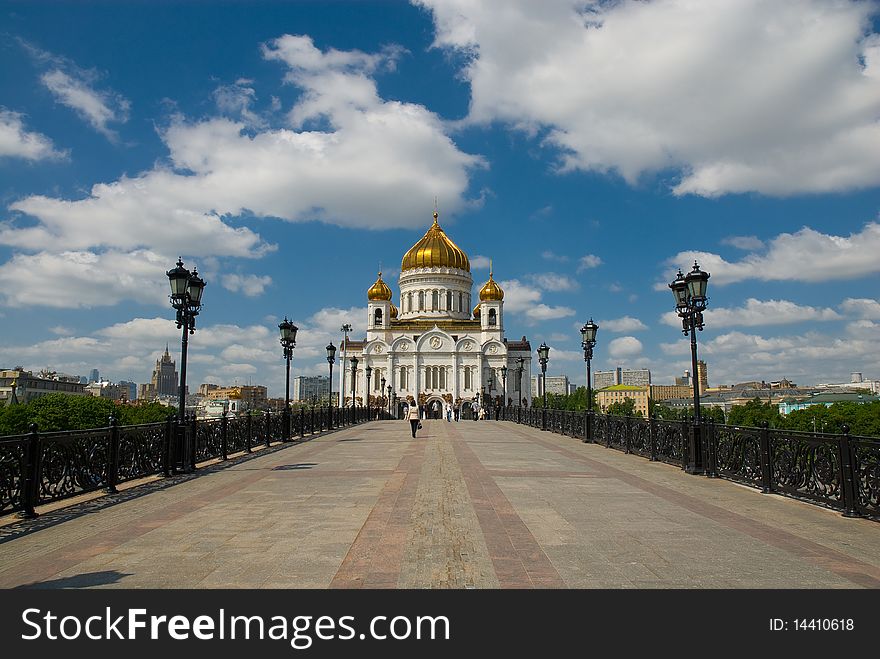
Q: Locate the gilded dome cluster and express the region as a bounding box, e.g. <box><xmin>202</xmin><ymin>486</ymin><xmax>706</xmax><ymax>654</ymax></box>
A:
<box><xmin>401</xmin><ymin>212</ymin><xmax>470</xmax><ymax>273</ymax></box>
<box><xmin>367</xmin><ymin>272</ymin><xmax>393</xmax><ymax>301</ymax></box>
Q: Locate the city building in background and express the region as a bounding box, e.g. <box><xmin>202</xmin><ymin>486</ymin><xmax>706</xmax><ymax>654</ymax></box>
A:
<box><xmin>89</xmin><ymin>368</ymin><xmax>100</xmax><ymax>383</ymax></box>
<box><xmin>594</xmin><ymin>367</ymin><xmax>651</xmax><ymax>389</ymax></box>
<box><xmin>85</xmin><ymin>380</ymin><xmax>125</xmax><ymax>400</ymax></box>
<box><xmin>675</xmin><ymin>371</ymin><xmax>691</xmax><ymax>386</ymax></box>
<box><xmin>696</xmin><ymin>360</ymin><xmax>708</xmax><ymax>394</ymax></box>
<box><xmin>292</xmin><ymin>376</ymin><xmax>332</xmax><ymax>403</ymax></box>
<box><xmin>1</xmin><ymin>368</ymin><xmax>88</xmax><ymax>405</ymax></box>
<box><xmin>650</xmin><ymin>384</ymin><xmax>693</xmax><ymax>402</ymax></box>
<box><xmin>596</xmin><ymin>384</ymin><xmax>649</xmax><ymax>417</ymax></box>
<box><xmin>205</xmin><ymin>385</ymin><xmax>268</xmax><ymax>410</ymax></box>
<box><xmin>531</xmin><ymin>374</ymin><xmax>571</xmax><ymax>397</ymax></box>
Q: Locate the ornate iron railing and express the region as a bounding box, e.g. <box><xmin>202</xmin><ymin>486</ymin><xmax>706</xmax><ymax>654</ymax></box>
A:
<box><xmin>501</xmin><ymin>407</ymin><xmax>878</xmax><ymax>522</ymax></box>
<box><xmin>1</xmin><ymin>405</ymin><xmax>390</xmax><ymax>518</ymax></box>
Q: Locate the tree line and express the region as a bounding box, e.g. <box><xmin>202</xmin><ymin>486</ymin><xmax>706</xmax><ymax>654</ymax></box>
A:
<box><xmin>0</xmin><ymin>394</ymin><xmax>176</xmax><ymax>436</ymax></box>
<box><xmin>542</xmin><ymin>387</ymin><xmax>880</xmax><ymax>437</ymax></box>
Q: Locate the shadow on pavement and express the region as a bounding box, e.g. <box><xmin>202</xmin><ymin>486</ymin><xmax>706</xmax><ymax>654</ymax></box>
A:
<box><xmin>15</xmin><ymin>570</ymin><xmax>132</xmax><ymax>589</ymax></box>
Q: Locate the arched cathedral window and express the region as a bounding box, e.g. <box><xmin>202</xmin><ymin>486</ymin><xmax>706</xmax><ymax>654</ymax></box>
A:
<box><xmin>488</xmin><ymin>308</ymin><xmax>496</xmax><ymax>326</ymax></box>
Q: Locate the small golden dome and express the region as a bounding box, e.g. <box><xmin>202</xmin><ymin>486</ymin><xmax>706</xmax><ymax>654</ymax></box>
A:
<box><xmin>401</xmin><ymin>211</ymin><xmax>470</xmax><ymax>272</ymax></box>
<box><xmin>479</xmin><ymin>269</ymin><xmax>504</xmax><ymax>301</ymax></box>
<box><xmin>472</xmin><ymin>303</ymin><xmax>481</xmax><ymax>319</ymax></box>
<box><xmin>390</xmin><ymin>303</ymin><xmax>398</xmax><ymax>319</ymax></box>
<box><xmin>367</xmin><ymin>272</ymin><xmax>393</xmax><ymax>301</ymax></box>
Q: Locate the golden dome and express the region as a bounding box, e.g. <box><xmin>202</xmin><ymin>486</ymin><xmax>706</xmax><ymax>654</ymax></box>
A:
<box><xmin>390</xmin><ymin>303</ymin><xmax>398</xmax><ymax>319</ymax></box>
<box><xmin>472</xmin><ymin>303</ymin><xmax>481</xmax><ymax>319</ymax></box>
<box><xmin>401</xmin><ymin>211</ymin><xmax>470</xmax><ymax>272</ymax></box>
<box><xmin>367</xmin><ymin>272</ymin><xmax>393</xmax><ymax>301</ymax></box>
<box><xmin>479</xmin><ymin>269</ymin><xmax>504</xmax><ymax>301</ymax></box>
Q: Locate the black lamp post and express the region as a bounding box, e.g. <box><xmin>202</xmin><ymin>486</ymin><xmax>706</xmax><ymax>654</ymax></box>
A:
<box><xmin>487</xmin><ymin>374</ymin><xmax>494</xmax><ymax>420</ymax></box>
<box><xmin>350</xmin><ymin>356</ymin><xmax>358</xmax><ymax>417</ymax></box>
<box><xmin>380</xmin><ymin>375</ymin><xmax>386</xmax><ymax>417</ymax></box>
<box><xmin>365</xmin><ymin>365</ymin><xmax>372</xmax><ymax>417</ymax></box>
<box><xmin>516</xmin><ymin>357</ymin><xmax>524</xmax><ymax>407</ymax></box>
<box><xmin>580</xmin><ymin>319</ymin><xmax>598</xmax><ymax>443</ymax></box>
<box><xmin>670</xmin><ymin>261</ymin><xmax>710</xmax><ymax>474</ymax></box>
<box><xmin>386</xmin><ymin>384</ymin><xmax>392</xmax><ymax>416</ymax></box>
<box><xmin>167</xmin><ymin>258</ymin><xmax>205</xmax><ymax>471</ymax></box>
<box><xmin>500</xmin><ymin>365</ymin><xmax>508</xmax><ymax>413</ymax></box>
<box><xmin>537</xmin><ymin>342</ymin><xmax>550</xmax><ymax>430</ymax></box>
<box><xmin>326</xmin><ymin>342</ymin><xmax>336</xmax><ymax>409</ymax></box>
<box><xmin>279</xmin><ymin>317</ymin><xmax>298</xmax><ymax>441</ymax></box>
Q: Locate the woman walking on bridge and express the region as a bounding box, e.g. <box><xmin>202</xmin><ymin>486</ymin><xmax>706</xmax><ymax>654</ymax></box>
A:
<box><xmin>407</xmin><ymin>402</ymin><xmax>421</xmax><ymax>438</ymax></box>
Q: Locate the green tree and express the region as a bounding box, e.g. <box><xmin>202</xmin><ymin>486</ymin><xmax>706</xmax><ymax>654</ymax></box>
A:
<box><xmin>606</xmin><ymin>397</ymin><xmax>640</xmax><ymax>417</ymax></box>
<box><xmin>727</xmin><ymin>398</ymin><xmax>783</xmax><ymax>428</ymax></box>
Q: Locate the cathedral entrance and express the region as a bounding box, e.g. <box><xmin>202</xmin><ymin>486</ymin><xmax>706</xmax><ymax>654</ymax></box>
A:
<box><xmin>425</xmin><ymin>395</ymin><xmax>446</xmax><ymax>419</ymax></box>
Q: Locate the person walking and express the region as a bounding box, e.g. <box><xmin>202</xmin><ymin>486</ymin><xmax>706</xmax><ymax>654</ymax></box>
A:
<box><xmin>445</xmin><ymin>401</ymin><xmax>452</xmax><ymax>422</ymax></box>
<box><xmin>407</xmin><ymin>402</ymin><xmax>421</xmax><ymax>438</ymax></box>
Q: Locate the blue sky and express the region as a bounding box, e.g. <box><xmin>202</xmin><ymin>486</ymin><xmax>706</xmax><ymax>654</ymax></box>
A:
<box><xmin>2</xmin><ymin>0</ymin><xmax>880</xmax><ymax>397</ymax></box>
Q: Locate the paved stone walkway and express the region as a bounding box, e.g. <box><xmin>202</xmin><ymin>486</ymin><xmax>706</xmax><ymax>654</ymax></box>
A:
<box><xmin>1</xmin><ymin>420</ymin><xmax>878</xmax><ymax>588</ymax></box>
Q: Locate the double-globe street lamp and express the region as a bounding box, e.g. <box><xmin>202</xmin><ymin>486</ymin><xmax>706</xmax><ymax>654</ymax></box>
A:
<box><xmin>580</xmin><ymin>319</ymin><xmax>598</xmax><ymax>442</ymax></box>
<box><xmin>669</xmin><ymin>261</ymin><xmax>711</xmax><ymax>474</ymax></box>
<box><xmin>327</xmin><ymin>342</ymin><xmax>336</xmax><ymax>414</ymax></box>
<box><xmin>350</xmin><ymin>356</ymin><xmax>359</xmax><ymax>418</ymax></box>
<box><xmin>365</xmin><ymin>365</ymin><xmax>373</xmax><ymax>418</ymax></box>
<box><xmin>279</xmin><ymin>318</ymin><xmax>298</xmax><ymax>441</ymax></box>
<box><xmin>167</xmin><ymin>258</ymin><xmax>206</xmax><ymax>472</ymax></box>
<box><xmin>537</xmin><ymin>342</ymin><xmax>550</xmax><ymax>430</ymax></box>
<box><xmin>387</xmin><ymin>384</ymin><xmax>393</xmax><ymax>416</ymax></box>
<box><xmin>515</xmin><ymin>357</ymin><xmax>524</xmax><ymax>407</ymax></box>
<box><xmin>500</xmin><ymin>365</ymin><xmax>508</xmax><ymax>415</ymax></box>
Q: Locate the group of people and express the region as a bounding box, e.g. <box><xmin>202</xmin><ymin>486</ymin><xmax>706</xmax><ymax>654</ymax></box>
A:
<box><xmin>404</xmin><ymin>397</ymin><xmax>491</xmax><ymax>437</ymax></box>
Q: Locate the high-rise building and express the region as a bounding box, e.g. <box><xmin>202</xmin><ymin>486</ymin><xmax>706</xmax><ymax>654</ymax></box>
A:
<box><xmin>594</xmin><ymin>367</ymin><xmax>621</xmax><ymax>389</ymax></box>
<box><xmin>292</xmin><ymin>376</ymin><xmax>331</xmax><ymax>403</ymax></box>
<box><xmin>531</xmin><ymin>375</ymin><xmax>570</xmax><ymax>397</ymax></box>
<box><xmin>621</xmin><ymin>368</ymin><xmax>651</xmax><ymax>386</ymax></box>
<box><xmin>89</xmin><ymin>368</ymin><xmax>100</xmax><ymax>383</ymax></box>
<box><xmin>696</xmin><ymin>360</ymin><xmax>708</xmax><ymax>394</ymax></box>
<box><xmin>147</xmin><ymin>345</ymin><xmax>179</xmax><ymax>398</ymax></box>
<box><xmin>118</xmin><ymin>380</ymin><xmax>137</xmax><ymax>401</ymax></box>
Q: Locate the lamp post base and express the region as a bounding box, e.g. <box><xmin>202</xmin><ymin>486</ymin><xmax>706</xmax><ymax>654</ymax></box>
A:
<box><xmin>685</xmin><ymin>424</ymin><xmax>704</xmax><ymax>475</ymax></box>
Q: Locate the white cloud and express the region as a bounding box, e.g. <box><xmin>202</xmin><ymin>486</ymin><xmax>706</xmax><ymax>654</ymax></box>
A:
<box><xmin>2</xmin><ymin>35</ymin><xmax>482</xmax><ymax>308</ymax></box>
<box><xmin>41</xmin><ymin>69</ymin><xmax>130</xmax><ymax>140</ymax></box>
<box><xmin>840</xmin><ymin>297</ymin><xmax>880</xmax><ymax>320</ymax></box>
<box><xmin>418</xmin><ymin>0</ymin><xmax>880</xmax><ymax>196</ymax></box>
<box><xmin>608</xmin><ymin>336</ymin><xmax>643</xmax><ymax>359</ymax></box>
<box><xmin>498</xmin><ymin>278</ymin><xmax>575</xmax><ymax>322</ymax></box>
<box><xmin>660</xmin><ymin>298</ymin><xmax>841</xmax><ymax>329</ymax></box>
<box><xmin>48</xmin><ymin>325</ymin><xmax>73</xmax><ymax>336</ymax></box>
<box><xmin>601</xmin><ymin>316</ymin><xmax>647</xmax><ymax>333</ymax></box>
<box><xmin>0</xmin><ymin>109</ymin><xmax>66</xmax><ymax>161</ymax></box>
<box><xmin>0</xmin><ymin>250</ymin><xmax>168</xmax><ymax>308</ymax></box>
<box><xmin>577</xmin><ymin>254</ymin><xmax>602</xmax><ymax>272</ymax></box>
<box><xmin>471</xmin><ymin>254</ymin><xmax>491</xmax><ymax>269</ymax></box>
<box><xmin>665</xmin><ymin>222</ymin><xmax>880</xmax><ymax>285</ymax></box>
<box><xmin>213</xmin><ymin>81</ymin><xmax>266</xmax><ymax>129</ymax></box>
<box><xmin>222</xmin><ymin>273</ymin><xmax>272</xmax><ymax>297</ymax></box>
<box><xmin>529</xmin><ymin>272</ymin><xmax>579</xmax><ymax>291</ymax></box>
<box><xmin>721</xmin><ymin>235</ymin><xmax>764</xmax><ymax>251</ymax></box>
<box><xmin>541</xmin><ymin>250</ymin><xmax>568</xmax><ymax>263</ymax></box>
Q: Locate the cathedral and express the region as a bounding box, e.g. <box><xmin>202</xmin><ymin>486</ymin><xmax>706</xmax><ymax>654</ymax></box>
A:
<box><xmin>342</xmin><ymin>211</ymin><xmax>533</xmax><ymax>411</ymax></box>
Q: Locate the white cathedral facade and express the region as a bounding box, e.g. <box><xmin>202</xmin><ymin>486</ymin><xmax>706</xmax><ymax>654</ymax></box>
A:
<box><xmin>341</xmin><ymin>211</ymin><xmax>533</xmax><ymax>410</ymax></box>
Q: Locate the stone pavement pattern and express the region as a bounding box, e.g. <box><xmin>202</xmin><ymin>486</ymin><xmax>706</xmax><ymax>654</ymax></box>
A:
<box><xmin>1</xmin><ymin>420</ymin><xmax>879</xmax><ymax>588</ymax></box>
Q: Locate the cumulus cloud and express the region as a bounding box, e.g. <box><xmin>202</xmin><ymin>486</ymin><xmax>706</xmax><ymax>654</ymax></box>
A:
<box><xmin>577</xmin><ymin>254</ymin><xmax>602</xmax><ymax>272</ymax></box>
<box><xmin>417</xmin><ymin>0</ymin><xmax>880</xmax><ymax>196</ymax></box>
<box><xmin>213</xmin><ymin>81</ymin><xmax>266</xmax><ymax>129</ymax></box>
<box><xmin>608</xmin><ymin>336</ymin><xmax>643</xmax><ymax>359</ymax></box>
<box><xmin>601</xmin><ymin>316</ymin><xmax>647</xmax><ymax>333</ymax></box>
<box><xmin>529</xmin><ymin>272</ymin><xmax>579</xmax><ymax>291</ymax></box>
<box><xmin>1</xmin><ymin>35</ymin><xmax>482</xmax><ymax>308</ymax></box>
<box><xmin>0</xmin><ymin>109</ymin><xmax>66</xmax><ymax>161</ymax></box>
<box><xmin>660</xmin><ymin>298</ymin><xmax>841</xmax><ymax>329</ymax></box>
<box><xmin>541</xmin><ymin>250</ymin><xmax>568</xmax><ymax>263</ymax></box>
<box><xmin>471</xmin><ymin>255</ymin><xmax>491</xmax><ymax>269</ymax></box>
<box><xmin>499</xmin><ymin>278</ymin><xmax>575</xmax><ymax>321</ymax></box>
<box><xmin>721</xmin><ymin>235</ymin><xmax>764</xmax><ymax>251</ymax></box>
<box><xmin>41</xmin><ymin>69</ymin><xmax>130</xmax><ymax>140</ymax></box>
<box><xmin>222</xmin><ymin>273</ymin><xmax>272</xmax><ymax>297</ymax></box>
<box><xmin>0</xmin><ymin>250</ymin><xmax>169</xmax><ymax>308</ymax></box>
<box><xmin>840</xmin><ymin>297</ymin><xmax>880</xmax><ymax>319</ymax></box>
<box><xmin>664</xmin><ymin>223</ymin><xmax>880</xmax><ymax>285</ymax></box>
